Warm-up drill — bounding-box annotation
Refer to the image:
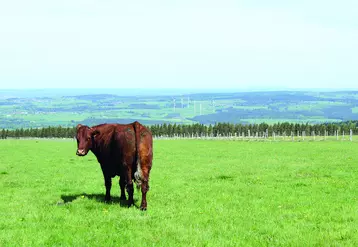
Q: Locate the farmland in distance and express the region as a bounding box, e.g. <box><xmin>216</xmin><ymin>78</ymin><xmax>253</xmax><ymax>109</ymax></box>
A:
<box><xmin>1</xmin><ymin>90</ymin><xmax>358</xmax><ymax>129</ymax></box>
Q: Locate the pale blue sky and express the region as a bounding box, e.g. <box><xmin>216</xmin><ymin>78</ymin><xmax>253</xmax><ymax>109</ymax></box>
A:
<box><xmin>0</xmin><ymin>0</ymin><xmax>357</xmax><ymax>89</ymax></box>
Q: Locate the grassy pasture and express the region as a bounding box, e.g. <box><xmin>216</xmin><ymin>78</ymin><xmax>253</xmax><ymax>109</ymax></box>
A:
<box><xmin>1</xmin><ymin>139</ymin><xmax>358</xmax><ymax>246</ymax></box>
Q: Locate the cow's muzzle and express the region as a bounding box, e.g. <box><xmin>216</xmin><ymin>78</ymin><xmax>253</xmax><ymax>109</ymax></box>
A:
<box><xmin>76</xmin><ymin>149</ymin><xmax>86</xmax><ymax>156</ymax></box>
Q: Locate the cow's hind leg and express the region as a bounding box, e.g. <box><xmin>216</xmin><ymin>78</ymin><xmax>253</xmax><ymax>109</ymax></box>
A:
<box><xmin>126</xmin><ymin>181</ymin><xmax>134</xmax><ymax>207</ymax></box>
<box><xmin>125</xmin><ymin>165</ymin><xmax>134</xmax><ymax>207</ymax></box>
<box><xmin>119</xmin><ymin>177</ymin><xmax>126</xmax><ymax>200</ymax></box>
<box><xmin>140</xmin><ymin>166</ymin><xmax>151</xmax><ymax>211</ymax></box>
<box><xmin>140</xmin><ymin>178</ymin><xmax>149</xmax><ymax>211</ymax></box>
<box><xmin>104</xmin><ymin>176</ymin><xmax>112</xmax><ymax>203</ymax></box>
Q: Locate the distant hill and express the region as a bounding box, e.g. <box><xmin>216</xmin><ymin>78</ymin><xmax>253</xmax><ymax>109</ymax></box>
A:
<box><xmin>1</xmin><ymin>90</ymin><xmax>358</xmax><ymax>129</ymax></box>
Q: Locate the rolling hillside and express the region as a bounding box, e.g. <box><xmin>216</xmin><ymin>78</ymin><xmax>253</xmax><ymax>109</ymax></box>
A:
<box><xmin>1</xmin><ymin>90</ymin><xmax>358</xmax><ymax>129</ymax></box>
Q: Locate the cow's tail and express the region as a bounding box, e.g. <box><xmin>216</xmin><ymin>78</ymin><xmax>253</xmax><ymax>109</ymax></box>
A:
<box><xmin>133</xmin><ymin>121</ymin><xmax>142</xmax><ymax>190</ymax></box>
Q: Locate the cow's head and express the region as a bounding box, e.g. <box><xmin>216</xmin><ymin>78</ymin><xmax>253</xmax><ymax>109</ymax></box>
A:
<box><xmin>75</xmin><ymin>124</ymin><xmax>99</xmax><ymax>156</ymax></box>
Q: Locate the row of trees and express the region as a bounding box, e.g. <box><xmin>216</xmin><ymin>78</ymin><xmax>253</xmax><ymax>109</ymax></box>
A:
<box><xmin>149</xmin><ymin>122</ymin><xmax>358</xmax><ymax>137</ymax></box>
<box><xmin>1</xmin><ymin>121</ymin><xmax>357</xmax><ymax>139</ymax></box>
<box><xmin>1</xmin><ymin>126</ymin><xmax>77</xmax><ymax>139</ymax></box>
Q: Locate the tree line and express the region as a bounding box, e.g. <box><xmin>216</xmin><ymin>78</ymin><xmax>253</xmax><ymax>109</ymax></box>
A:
<box><xmin>148</xmin><ymin>121</ymin><xmax>358</xmax><ymax>137</ymax></box>
<box><xmin>1</xmin><ymin>121</ymin><xmax>357</xmax><ymax>139</ymax></box>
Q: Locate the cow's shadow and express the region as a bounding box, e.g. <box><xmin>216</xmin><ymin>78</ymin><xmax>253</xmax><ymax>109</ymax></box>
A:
<box><xmin>60</xmin><ymin>193</ymin><xmax>138</xmax><ymax>208</ymax></box>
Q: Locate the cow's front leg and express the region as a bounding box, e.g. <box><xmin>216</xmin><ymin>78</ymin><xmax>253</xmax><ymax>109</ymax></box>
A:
<box><xmin>104</xmin><ymin>176</ymin><xmax>112</xmax><ymax>203</ymax></box>
<box><xmin>119</xmin><ymin>177</ymin><xmax>126</xmax><ymax>200</ymax></box>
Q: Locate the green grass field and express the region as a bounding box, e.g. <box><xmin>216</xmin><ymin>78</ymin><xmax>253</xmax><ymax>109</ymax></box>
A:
<box><xmin>1</xmin><ymin>139</ymin><xmax>358</xmax><ymax>246</ymax></box>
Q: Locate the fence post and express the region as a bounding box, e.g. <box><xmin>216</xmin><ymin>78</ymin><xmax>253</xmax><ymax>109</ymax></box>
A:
<box><xmin>324</xmin><ymin>130</ymin><xmax>327</xmax><ymax>141</ymax></box>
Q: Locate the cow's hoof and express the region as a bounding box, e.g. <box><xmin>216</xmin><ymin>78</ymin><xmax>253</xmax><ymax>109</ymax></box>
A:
<box><xmin>140</xmin><ymin>206</ymin><xmax>147</xmax><ymax>211</ymax></box>
<box><xmin>119</xmin><ymin>196</ymin><xmax>126</xmax><ymax>201</ymax></box>
<box><xmin>127</xmin><ymin>200</ymin><xmax>134</xmax><ymax>207</ymax></box>
<box><xmin>104</xmin><ymin>197</ymin><xmax>111</xmax><ymax>203</ymax></box>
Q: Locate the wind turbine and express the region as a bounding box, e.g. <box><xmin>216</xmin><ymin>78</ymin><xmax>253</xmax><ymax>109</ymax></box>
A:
<box><xmin>172</xmin><ymin>97</ymin><xmax>176</xmax><ymax>112</ymax></box>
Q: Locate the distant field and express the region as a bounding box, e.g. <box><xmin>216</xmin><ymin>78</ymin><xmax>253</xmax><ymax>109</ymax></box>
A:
<box><xmin>1</xmin><ymin>139</ymin><xmax>358</xmax><ymax>246</ymax></box>
<box><xmin>1</xmin><ymin>90</ymin><xmax>358</xmax><ymax>128</ymax></box>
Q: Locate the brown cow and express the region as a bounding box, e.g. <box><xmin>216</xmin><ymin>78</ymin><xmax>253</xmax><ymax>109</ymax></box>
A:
<box><xmin>75</xmin><ymin>121</ymin><xmax>153</xmax><ymax>210</ymax></box>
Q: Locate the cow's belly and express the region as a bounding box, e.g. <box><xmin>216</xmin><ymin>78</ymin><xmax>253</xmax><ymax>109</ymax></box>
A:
<box><xmin>97</xmin><ymin>152</ymin><xmax>135</xmax><ymax>178</ymax></box>
<box><xmin>100</xmin><ymin>161</ymin><xmax>125</xmax><ymax>178</ymax></box>
<box><xmin>111</xmin><ymin>163</ymin><xmax>125</xmax><ymax>178</ymax></box>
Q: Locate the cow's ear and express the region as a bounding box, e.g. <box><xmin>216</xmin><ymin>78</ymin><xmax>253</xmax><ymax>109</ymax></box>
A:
<box><xmin>76</xmin><ymin>124</ymin><xmax>83</xmax><ymax>130</ymax></box>
<box><xmin>91</xmin><ymin>129</ymin><xmax>100</xmax><ymax>137</ymax></box>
